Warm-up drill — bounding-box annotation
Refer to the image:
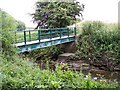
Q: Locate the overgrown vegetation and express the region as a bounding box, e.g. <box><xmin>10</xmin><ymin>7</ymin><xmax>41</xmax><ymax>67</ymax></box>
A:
<box><xmin>0</xmin><ymin>9</ymin><xmax>26</xmax><ymax>56</ymax></box>
<box><xmin>1</xmin><ymin>10</ymin><xmax>119</xmax><ymax>89</ymax></box>
<box><xmin>16</xmin><ymin>20</ymin><xmax>26</xmax><ymax>30</ymax></box>
<box><xmin>76</xmin><ymin>21</ymin><xmax>120</xmax><ymax>71</ymax></box>
<box><xmin>0</xmin><ymin>9</ymin><xmax>16</xmax><ymax>60</ymax></box>
<box><xmin>1</xmin><ymin>59</ymin><xmax>119</xmax><ymax>89</ymax></box>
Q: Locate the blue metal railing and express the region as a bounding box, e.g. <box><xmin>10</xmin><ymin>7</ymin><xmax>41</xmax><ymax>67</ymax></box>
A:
<box><xmin>14</xmin><ymin>27</ymin><xmax>76</xmax><ymax>45</ymax></box>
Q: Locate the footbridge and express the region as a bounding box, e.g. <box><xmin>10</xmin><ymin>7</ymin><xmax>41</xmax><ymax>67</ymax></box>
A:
<box><xmin>14</xmin><ymin>27</ymin><xmax>76</xmax><ymax>53</ymax></box>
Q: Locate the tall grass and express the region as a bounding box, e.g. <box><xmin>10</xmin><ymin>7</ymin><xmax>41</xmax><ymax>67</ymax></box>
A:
<box><xmin>76</xmin><ymin>21</ymin><xmax>120</xmax><ymax>70</ymax></box>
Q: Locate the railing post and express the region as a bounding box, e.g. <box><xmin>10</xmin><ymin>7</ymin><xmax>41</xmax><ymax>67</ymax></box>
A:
<box><xmin>29</xmin><ymin>30</ymin><xmax>31</xmax><ymax>41</ymax></box>
<box><xmin>74</xmin><ymin>27</ymin><xmax>76</xmax><ymax>36</ymax></box>
<box><xmin>60</xmin><ymin>29</ymin><xmax>62</xmax><ymax>39</ymax></box>
<box><xmin>24</xmin><ymin>30</ymin><xmax>26</xmax><ymax>44</ymax></box>
<box><xmin>50</xmin><ymin>28</ymin><xmax>52</xmax><ymax>45</ymax></box>
<box><xmin>60</xmin><ymin>28</ymin><xmax>62</xmax><ymax>42</ymax></box>
<box><xmin>38</xmin><ymin>30</ymin><xmax>41</xmax><ymax>42</ymax></box>
<box><xmin>67</xmin><ymin>28</ymin><xmax>70</xmax><ymax>41</ymax></box>
<box><xmin>67</xmin><ymin>28</ymin><xmax>69</xmax><ymax>38</ymax></box>
<box><xmin>50</xmin><ymin>28</ymin><xmax>52</xmax><ymax>40</ymax></box>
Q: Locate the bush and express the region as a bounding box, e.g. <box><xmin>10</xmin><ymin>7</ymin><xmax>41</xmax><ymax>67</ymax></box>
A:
<box><xmin>76</xmin><ymin>21</ymin><xmax>120</xmax><ymax>70</ymax></box>
<box><xmin>0</xmin><ymin>10</ymin><xmax>17</xmax><ymax>60</ymax></box>
<box><xmin>1</xmin><ymin>59</ymin><xmax>119</xmax><ymax>89</ymax></box>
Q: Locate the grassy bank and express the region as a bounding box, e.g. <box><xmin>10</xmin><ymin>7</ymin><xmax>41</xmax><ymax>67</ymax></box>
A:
<box><xmin>76</xmin><ymin>21</ymin><xmax>120</xmax><ymax>71</ymax></box>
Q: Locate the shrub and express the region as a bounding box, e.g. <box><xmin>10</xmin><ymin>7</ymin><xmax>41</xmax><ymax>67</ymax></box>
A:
<box><xmin>0</xmin><ymin>10</ymin><xmax>17</xmax><ymax>60</ymax></box>
<box><xmin>76</xmin><ymin>21</ymin><xmax>120</xmax><ymax>70</ymax></box>
<box><xmin>1</xmin><ymin>59</ymin><xmax>119</xmax><ymax>89</ymax></box>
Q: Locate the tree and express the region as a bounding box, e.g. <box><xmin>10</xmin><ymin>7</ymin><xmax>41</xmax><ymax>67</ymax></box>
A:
<box><xmin>32</xmin><ymin>1</ymin><xmax>84</xmax><ymax>29</ymax></box>
<box><xmin>0</xmin><ymin>9</ymin><xmax>16</xmax><ymax>31</ymax></box>
<box><xmin>16</xmin><ymin>20</ymin><xmax>26</xmax><ymax>30</ymax></box>
<box><xmin>0</xmin><ymin>9</ymin><xmax>16</xmax><ymax>58</ymax></box>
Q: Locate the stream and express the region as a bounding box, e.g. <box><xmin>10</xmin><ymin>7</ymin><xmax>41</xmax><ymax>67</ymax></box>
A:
<box><xmin>36</xmin><ymin>54</ymin><xmax>120</xmax><ymax>83</ymax></box>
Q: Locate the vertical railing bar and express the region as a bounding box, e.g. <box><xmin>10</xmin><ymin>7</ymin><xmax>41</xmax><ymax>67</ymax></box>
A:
<box><xmin>67</xmin><ymin>28</ymin><xmax>69</xmax><ymax>38</ymax></box>
<box><xmin>60</xmin><ymin>28</ymin><xmax>62</xmax><ymax>43</ymax></box>
<box><xmin>50</xmin><ymin>28</ymin><xmax>52</xmax><ymax>40</ymax></box>
<box><xmin>29</xmin><ymin>30</ymin><xmax>31</xmax><ymax>41</ymax></box>
<box><xmin>40</xmin><ymin>30</ymin><xmax>41</xmax><ymax>42</ymax></box>
<box><xmin>38</xmin><ymin>29</ymin><xmax>40</xmax><ymax>42</ymax></box>
<box><xmin>50</xmin><ymin>28</ymin><xmax>52</xmax><ymax>45</ymax></box>
<box><xmin>67</xmin><ymin>28</ymin><xmax>70</xmax><ymax>42</ymax></box>
<box><xmin>24</xmin><ymin>30</ymin><xmax>26</xmax><ymax>44</ymax></box>
<box><xmin>74</xmin><ymin>27</ymin><xmax>76</xmax><ymax>36</ymax></box>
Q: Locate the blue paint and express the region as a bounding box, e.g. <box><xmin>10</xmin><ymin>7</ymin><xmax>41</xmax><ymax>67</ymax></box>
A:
<box><xmin>15</xmin><ymin>27</ymin><xmax>76</xmax><ymax>53</ymax></box>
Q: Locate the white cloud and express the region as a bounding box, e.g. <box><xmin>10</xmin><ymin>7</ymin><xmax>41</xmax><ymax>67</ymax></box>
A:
<box><xmin>78</xmin><ymin>0</ymin><xmax>119</xmax><ymax>23</ymax></box>
<box><xmin>0</xmin><ymin>0</ymin><xmax>37</xmax><ymax>28</ymax></box>
<box><xmin>0</xmin><ymin>0</ymin><xmax>119</xmax><ymax>28</ymax></box>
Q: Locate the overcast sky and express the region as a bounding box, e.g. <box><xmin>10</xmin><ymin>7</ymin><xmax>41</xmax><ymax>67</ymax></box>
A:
<box><xmin>0</xmin><ymin>0</ymin><xmax>119</xmax><ymax>28</ymax></box>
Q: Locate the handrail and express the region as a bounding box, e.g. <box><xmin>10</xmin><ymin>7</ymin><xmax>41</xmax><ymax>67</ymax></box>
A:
<box><xmin>15</xmin><ymin>27</ymin><xmax>69</xmax><ymax>32</ymax></box>
<box><xmin>14</xmin><ymin>28</ymin><xmax>74</xmax><ymax>34</ymax></box>
<box><xmin>14</xmin><ymin>27</ymin><xmax>76</xmax><ymax>45</ymax></box>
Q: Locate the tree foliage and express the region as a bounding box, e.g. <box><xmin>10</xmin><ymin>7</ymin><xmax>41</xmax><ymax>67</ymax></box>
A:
<box><xmin>32</xmin><ymin>1</ymin><xmax>84</xmax><ymax>28</ymax></box>
<box><xmin>0</xmin><ymin>9</ymin><xmax>16</xmax><ymax>58</ymax></box>
<box><xmin>0</xmin><ymin>9</ymin><xmax>16</xmax><ymax>31</ymax></box>
<box><xmin>0</xmin><ymin>9</ymin><xmax>26</xmax><ymax>60</ymax></box>
<box><xmin>16</xmin><ymin>20</ymin><xmax>26</xmax><ymax>30</ymax></box>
